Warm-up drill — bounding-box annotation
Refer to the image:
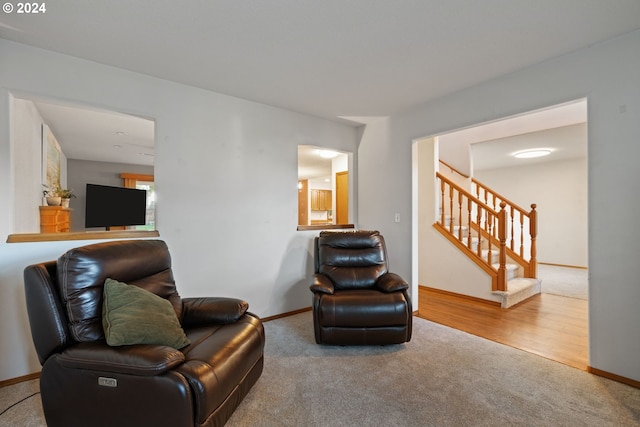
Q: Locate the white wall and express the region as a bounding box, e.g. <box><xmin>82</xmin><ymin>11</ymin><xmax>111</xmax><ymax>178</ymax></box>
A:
<box><xmin>11</xmin><ymin>96</ymin><xmax>45</xmax><ymax>233</ymax></box>
<box><xmin>471</xmin><ymin>123</ymin><xmax>588</xmax><ymax>267</ymax></box>
<box><xmin>0</xmin><ymin>39</ymin><xmax>358</xmax><ymax>381</ymax></box>
<box><xmin>475</xmin><ymin>157</ymin><xmax>588</xmax><ymax>267</ymax></box>
<box><xmin>357</xmin><ymin>117</ymin><xmax>412</xmax><ymax>280</ymax></box>
<box><xmin>358</xmin><ymin>30</ymin><xmax>640</xmax><ymax>382</ymax></box>
<box><xmin>415</xmin><ymin>138</ymin><xmax>498</xmax><ymax>302</ymax></box>
<box><xmin>11</xmin><ymin>97</ymin><xmax>69</xmax><ymax>233</ymax></box>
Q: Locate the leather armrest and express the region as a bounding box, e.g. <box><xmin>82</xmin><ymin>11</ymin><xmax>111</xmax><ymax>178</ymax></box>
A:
<box><xmin>57</xmin><ymin>342</ymin><xmax>185</xmax><ymax>376</ymax></box>
<box><xmin>24</xmin><ymin>262</ymin><xmax>71</xmax><ymax>365</ymax></box>
<box><xmin>310</xmin><ymin>274</ymin><xmax>335</xmax><ymax>294</ymax></box>
<box><xmin>181</xmin><ymin>297</ymin><xmax>248</xmax><ymax>327</ymax></box>
<box><xmin>376</xmin><ymin>272</ymin><xmax>409</xmax><ymax>293</ymax></box>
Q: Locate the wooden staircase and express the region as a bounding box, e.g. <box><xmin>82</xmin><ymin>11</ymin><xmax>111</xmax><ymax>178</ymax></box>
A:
<box><xmin>435</xmin><ymin>172</ymin><xmax>540</xmax><ymax>308</ymax></box>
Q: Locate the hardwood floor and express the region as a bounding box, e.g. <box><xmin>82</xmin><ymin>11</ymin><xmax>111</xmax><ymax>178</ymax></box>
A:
<box><xmin>416</xmin><ymin>287</ymin><xmax>589</xmax><ymax>370</ymax></box>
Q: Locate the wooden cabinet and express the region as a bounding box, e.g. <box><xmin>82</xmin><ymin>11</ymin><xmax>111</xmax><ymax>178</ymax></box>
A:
<box><xmin>311</xmin><ymin>189</ymin><xmax>332</xmax><ymax>211</ymax></box>
<box><xmin>39</xmin><ymin>206</ymin><xmax>71</xmax><ymax>233</ymax></box>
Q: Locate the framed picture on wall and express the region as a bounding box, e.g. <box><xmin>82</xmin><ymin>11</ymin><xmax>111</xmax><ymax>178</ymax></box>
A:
<box><xmin>42</xmin><ymin>124</ymin><xmax>61</xmax><ymax>189</ymax></box>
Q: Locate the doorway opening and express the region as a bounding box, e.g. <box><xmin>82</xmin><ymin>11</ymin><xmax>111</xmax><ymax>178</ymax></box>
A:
<box><xmin>413</xmin><ymin>99</ymin><xmax>588</xmax><ymax>368</ymax></box>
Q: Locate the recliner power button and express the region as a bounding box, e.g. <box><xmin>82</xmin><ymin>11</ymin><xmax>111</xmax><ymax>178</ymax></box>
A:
<box><xmin>98</xmin><ymin>377</ymin><xmax>118</xmax><ymax>387</ymax></box>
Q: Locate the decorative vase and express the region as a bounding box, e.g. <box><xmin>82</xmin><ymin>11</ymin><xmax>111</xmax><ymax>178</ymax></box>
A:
<box><xmin>46</xmin><ymin>196</ymin><xmax>62</xmax><ymax>206</ymax></box>
<box><xmin>61</xmin><ymin>198</ymin><xmax>70</xmax><ymax>208</ymax></box>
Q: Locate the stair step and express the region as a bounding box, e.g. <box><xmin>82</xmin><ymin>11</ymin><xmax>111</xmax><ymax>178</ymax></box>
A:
<box><xmin>493</xmin><ymin>277</ymin><xmax>541</xmax><ymax>308</ymax></box>
<box><xmin>446</xmin><ymin>225</ymin><xmax>470</xmax><ymax>240</ymax></box>
<box><xmin>452</xmin><ymin>225</ymin><xmax>468</xmax><ymax>233</ymax></box>
<box><xmin>460</xmin><ymin>235</ymin><xmax>479</xmax><ymax>246</ymax></box>
<box><xmin>482</xmin><ymin>249</ymin><xmax>498</xmax><ymax>263</ymax></box>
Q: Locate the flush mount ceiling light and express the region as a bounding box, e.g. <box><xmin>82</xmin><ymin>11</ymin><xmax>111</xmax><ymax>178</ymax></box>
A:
<box><xmin>513</xmin><ymin>149</ymin><xmax>552</xmax><ymax>159</ymax></box>
<box><xmin>316</xmin><ymin>149</ymin><xmax>339</xmax><ymax>159</ymax></box>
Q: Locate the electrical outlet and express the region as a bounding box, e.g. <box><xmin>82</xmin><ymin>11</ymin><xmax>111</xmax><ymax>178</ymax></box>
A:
<box><xmin>394</xmin><ymin>213</ymin><xmax>400</xmax><ymax>223</ymax></box>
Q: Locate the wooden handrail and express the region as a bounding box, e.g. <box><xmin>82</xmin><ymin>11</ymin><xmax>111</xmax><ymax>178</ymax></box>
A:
<box><xmin>472</xmin><ymin>178</ymin><xmax>528</xmax><ymax>216</ymax></box>
<box><xmin>436</xmin><ymin>173</ymin><xmax>497</xmax><ymax>215</ymax></box>
<box><xmin>436</xmin><ymin>172</ymin><xmax>506</xmax><ymax>291</ymax></box>
<box><xmin>434</xmin><ymin>173</ymin><xmax>538</xmax><ymax>292</ymax></box>
<box><xmin>439</xmin><ymin>159</ymin><xmax>470</xmax><ymax>178</ymax></box>
<box><xmin>471</xmin><ymin>177</ymin><xmax>537</xmax><ymax>278</ymax></box>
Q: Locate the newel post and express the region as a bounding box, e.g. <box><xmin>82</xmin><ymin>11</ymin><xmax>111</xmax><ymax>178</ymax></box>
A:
<box><xmin>497</xmin><ymin>202</ymin><xmax>507</xmax><ymax>292</ymax></box>
<box><xmin>440</xmin><ymin>178</ymin><xmax>446</xmax><ymax>226</ymax></box>
<box><xmin>529</xmin><ymin>204</ymin><xmax>538</xmax><ymax>278</ymax></box>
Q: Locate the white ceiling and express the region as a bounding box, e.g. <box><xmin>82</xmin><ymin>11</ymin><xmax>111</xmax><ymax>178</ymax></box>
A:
<box><xmin>298</xmin><ymin>145</ymin><xmax>349</xmax><ymax>180</ymax></box>
<box><xmin>30</xmin><ymin>99</ymin><xmax>155</xmax><ymax>166</ymax></box>
<box><xmin>440</xmin><ymin>99</ymin><xmax>588</xmax><ymax>172</ymax></box>
<box><xmin>2</xmin><ymin>1</ymin><xmax>639</xmax><ymax>120</ymax></box>
<box><xmin>2</xmin><ymin>1</ymin><xmax>639</xmax><ymax>167</ymax></box>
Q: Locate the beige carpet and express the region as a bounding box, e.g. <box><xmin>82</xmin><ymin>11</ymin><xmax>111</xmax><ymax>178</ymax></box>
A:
<box><xmin>0</xmin><ymin>376</ymin><xmax>40</xmax><ymax>427</ymax></box>
<box><xmin>2</xmin><ymin>312</ymin><xmax>638</xmax><ymax>426</ymax></box>
<box><xmin>538</xmin><ymin>264</ymin><xmax>589</xmax><ymax>300</ymax></box>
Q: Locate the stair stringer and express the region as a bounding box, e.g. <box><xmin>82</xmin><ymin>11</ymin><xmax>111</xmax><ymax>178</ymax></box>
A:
<box><xmin>432</xmin><ymin>222</ymin><xmax>541</xmax><ymax>307</ymax></box>
<box><xmin>421</xmin><ymin>223</ymin><xmax>502</xmax><ymax>304</ymax></box>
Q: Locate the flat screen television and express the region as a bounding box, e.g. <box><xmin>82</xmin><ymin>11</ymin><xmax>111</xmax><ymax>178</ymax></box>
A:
<box><xmin>85</xmin><ymin>184</ymin><xmax>147</xmax><ymax>230</ymax></box>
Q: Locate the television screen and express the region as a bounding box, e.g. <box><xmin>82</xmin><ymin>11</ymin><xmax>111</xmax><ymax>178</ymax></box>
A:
<box><xmin>85</xmin><ymin>184</ymin><xmax>147</xmax><ymax>229</ymax></box>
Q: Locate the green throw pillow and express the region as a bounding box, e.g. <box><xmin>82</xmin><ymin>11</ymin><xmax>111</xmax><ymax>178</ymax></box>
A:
<box><xmin>102</xmin><ymin>278</ymin><xmax>190</xmax><ymax>349</ymax></box>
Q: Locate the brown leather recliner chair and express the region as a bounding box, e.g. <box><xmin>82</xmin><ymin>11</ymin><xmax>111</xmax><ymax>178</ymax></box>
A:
<box><xmin>310</xmin><ymin>230</ymin><xmax>412</xmax><ymax>345</ymax></box>
<box><xmin>24</xmin><ymin>239</ymin><xmax>264</xmax><ymax>427</ymax></box>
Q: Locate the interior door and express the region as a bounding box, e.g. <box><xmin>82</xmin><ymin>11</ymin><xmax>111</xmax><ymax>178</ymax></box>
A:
<box><xmin>298</xmin><ymin>179</ymin><xmax>309</xmax><ymax>225</ymax></box>
<box><xmin>335</xmin><ymin>171</ymin><xmax>348</xmax><ymax>224</ymax></box>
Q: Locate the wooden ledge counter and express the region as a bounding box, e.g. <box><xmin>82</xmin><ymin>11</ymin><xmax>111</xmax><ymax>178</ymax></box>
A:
<box><xmin>7</xmin><ymin>230</ymin><xmax>160</xmax><ymax>243</ymax></box>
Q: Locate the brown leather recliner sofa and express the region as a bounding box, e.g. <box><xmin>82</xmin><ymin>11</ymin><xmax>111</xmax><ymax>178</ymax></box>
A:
<box><xmin>310</xmin><ymin>230</ymin><xmax>412</xmax><ymax>345</ymax></box>
<box><xmin>24</xmin><ymin>239</ymin><xmax>264</xmax><ymax>427</ymax></box>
